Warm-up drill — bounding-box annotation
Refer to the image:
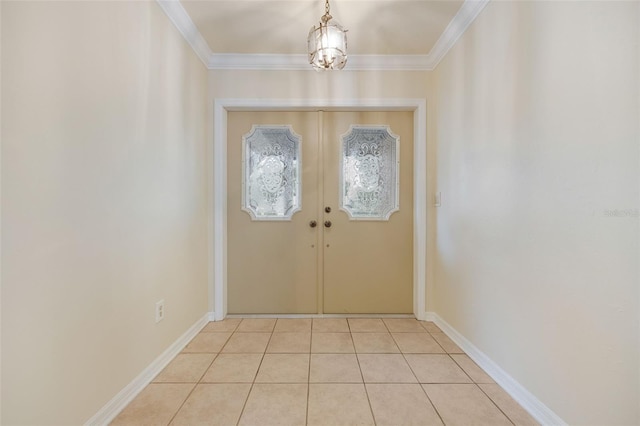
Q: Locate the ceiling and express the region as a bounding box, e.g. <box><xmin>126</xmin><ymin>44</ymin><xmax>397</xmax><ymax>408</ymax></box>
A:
<box><xmin>159</xmin><ymin>0</ymin><xmax>488</xmax><ymax>70</ymax></box>
<box><xmin>181</xmin><ymin>0</ymin><xmax>465</xmax><ymax>56</ymax></box>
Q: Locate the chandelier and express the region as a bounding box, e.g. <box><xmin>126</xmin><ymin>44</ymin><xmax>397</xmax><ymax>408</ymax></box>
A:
<box><xmin>307</xmin><ymin>0</ymin><xmax>348</xmax><ymax>70</ymax></box>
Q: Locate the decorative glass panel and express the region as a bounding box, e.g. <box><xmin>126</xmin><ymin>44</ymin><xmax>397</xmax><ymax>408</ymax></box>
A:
<box><xmin>242</xmin><ymin>126</ymin><xmax>301</xmax><ymax>220</ymax></box>
<box><xmin>340</xmin><ymin>126</ymin><xmax>399</xmax><ymax>220</ymax></box>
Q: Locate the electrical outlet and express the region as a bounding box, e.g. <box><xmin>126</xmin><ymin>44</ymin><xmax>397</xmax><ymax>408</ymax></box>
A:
<box><xmin>155</xmin><ymin>300</ymin><xmax>165</xmax><ymax>323</ymax></box>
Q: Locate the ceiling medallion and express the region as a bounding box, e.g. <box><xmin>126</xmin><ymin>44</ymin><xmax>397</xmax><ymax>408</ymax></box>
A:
<box><xmin>307</xmin><ymin>0</ymin><xmax>348</xmax><ymax>70</ymax></box>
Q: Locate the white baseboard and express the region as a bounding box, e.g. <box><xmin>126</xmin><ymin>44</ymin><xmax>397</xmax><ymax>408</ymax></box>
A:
<box><xmin>424</xmin><ymin>312</ymin><xmax>567</xmax><ymax>426</ymax></box>
<box><xmin>224</xmin><ymin>313</ymin><xmax>416</xmax><ymax>319</ymax></box>
<box><xmin>85</xmin><ymin>313</ymin><xmax>210</xmax><ymax>426</ymax></box>
<box><xmin>413</xmin><ymin>311</ymin><xmax>428</xmax><ymax>321</ymax></box>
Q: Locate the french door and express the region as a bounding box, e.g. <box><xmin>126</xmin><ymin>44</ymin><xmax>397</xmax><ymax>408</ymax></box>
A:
<box><xmin>227</xmin><ymin>110</ymin><xmax>413</xmax><ymax>314</ymax></box>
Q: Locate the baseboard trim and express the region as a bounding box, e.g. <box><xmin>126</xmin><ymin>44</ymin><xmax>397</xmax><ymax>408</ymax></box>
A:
<box><xmin>425</xmin><ymin>312</ymin><xmax>567</xmax><ymax>426</ymax></box>
<box><xmin>225</xmin><ymin>313</ymin><xmax>416</xmax><ymax>319</ymax></box>
<box><xmin>85</xmin><ymin>313</ymin><xmax>209</xmax><ymax>426</ymax></box>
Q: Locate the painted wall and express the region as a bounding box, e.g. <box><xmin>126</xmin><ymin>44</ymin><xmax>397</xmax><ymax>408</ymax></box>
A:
<box><xmin>209</xmin><ymin>69</ymin><xmax>439</xmax><ymax>313</ymax></box>
<box><xmin>433</xmin><ymin>1</ymin><xmax>639</xmax><ymax>424</ymax></box>
<box><xmin>1</xmin><ymin>1</ymin><xmax>209</xmax><ymax>424</ymax></box>
<box><xmin>209</xmin><ymin>70</ymin><xmax>431</xmax><ymax>100</ymax></box>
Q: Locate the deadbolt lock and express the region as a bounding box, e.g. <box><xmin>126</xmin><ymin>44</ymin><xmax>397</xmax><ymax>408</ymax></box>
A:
<box><xmin>325</xmin><ymin>206</ymin><xmax>332</xmax><ymax>213</ymax></box>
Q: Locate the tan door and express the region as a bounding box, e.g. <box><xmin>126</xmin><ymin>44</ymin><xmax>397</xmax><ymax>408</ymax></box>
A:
<box><xmin>227</xmin><ymin>111</ymin><xmax>319</xmax><ymax>314</ymax></box>
<box><xmin>227</xmin><ymin>110</ymin><xmax>413</xmax><ymax>314</ymax></box>
<box><xmin>322</xmin><ymin>111</ymin><xmax>414</xmax><ymax>314</ymax></box>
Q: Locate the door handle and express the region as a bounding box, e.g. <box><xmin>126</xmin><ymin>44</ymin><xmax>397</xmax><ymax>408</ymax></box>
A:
<box><xmin>309</xmin><ymin>220</ymin><xmax>317</xmax><ymax>228</ymax></box>
<box><xmin>324</xmin><ymin>221</ymin><xmax>332</xmax><ymax>228</ymax></box>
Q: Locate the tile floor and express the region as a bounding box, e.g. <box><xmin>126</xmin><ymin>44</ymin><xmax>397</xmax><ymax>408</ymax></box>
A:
<box><xmin>112</xmin><ymin>318</ymin><xmax>539</xmax><ymax>426</ymax></box>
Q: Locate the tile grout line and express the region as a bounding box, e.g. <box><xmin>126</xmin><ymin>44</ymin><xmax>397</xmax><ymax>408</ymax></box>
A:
<box><xmin>476</xmin><ymin>383</ymin><xmax>518</xmax><ymax>426</ymax></box>
<box><xmin>419</xmin><ymin>383</ymin><xmax>447</xmax><ymax>426</ymax></box>
<box><xmin>347</xmin><ymin>318</ymin><xmax>379</xmax><ymax>425</ymax></box>
<box><xmin>405</xmin><ymin>334</ymin><xmax>447</xmax><ymax>425</ymax></box>
<box><xmin>445</xmin><ymin>348</ymin><xmax>518</xmax><ymax>424</ymax></box>
<box><xmin>446</xmin><ymin>352</ymin><xmax>475</xmax><ymax>384</ymax></box>
<box><xmin>362</xmin><ymin>319</ymin><xmax>405</xmax><ymax>425</ymax></box>
<box><xmin>163</xmin><ymin>331</ymin><xmax>230</xmax><ymax>425</ymax></box>
<box><xmin>306</xmin><ymin>318</ymin><xmax>317</xmax><ymax>426</ymax></box>
<box><xmin>391</xmin><ymin>319</ymin><xmax>453</xmax><ymax>426</ymax></box>
<box><xmin>420</xmin><ymin>319</ymin><xmax>516</xmax><ymax>425</ymax></box>
<box><xmin>234</xmin><ymin>319</ymin><xmax>275</xmax><ymax>426</ymax></box>
<box><xmin>165</xmin><ymin>383</ymin><xmax>198</xmax><ymax>426</ymax></box>
<box><xmin>306</xmin><ymin>322</ymin><xmax>313</xmax><ymax>426</ymax></box>
<box><xmin>353</xmin><ymin>342</ymin><xmax>378</xmax><ymax>425</ymax></box>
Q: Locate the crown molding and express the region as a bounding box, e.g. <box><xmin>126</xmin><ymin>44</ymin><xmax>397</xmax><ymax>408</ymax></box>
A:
<box><xmin>156</xmin><ymin>0</ymin><xmax>212</xmax><ymax>66</ymax></box>
<box><xmin>425</xmin><ymin>0</ymin><xmax>490</xmax><ymax>69</ymax></box>
<box><xmin>156</xmin><ymin>0</ymin><xmax>490</xmax><ymax>71</ymax></box>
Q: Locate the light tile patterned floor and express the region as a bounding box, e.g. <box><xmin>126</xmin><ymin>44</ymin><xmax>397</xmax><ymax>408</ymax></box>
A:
<box><xmin>112</xmin><ymin>318</ymin><xmax>539</xmax><ymax>426</ymax></box>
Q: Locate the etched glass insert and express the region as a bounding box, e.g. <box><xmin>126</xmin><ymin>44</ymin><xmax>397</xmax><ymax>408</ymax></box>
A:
<box><xmin>242</xmin><ymin>126</ymin><xmax>301</xmax><ymax>220</ymax></box>
<box><xmin>340</xmin><ymin>126</ymin><xmax>399</xmax><ymax>220</ymax></box>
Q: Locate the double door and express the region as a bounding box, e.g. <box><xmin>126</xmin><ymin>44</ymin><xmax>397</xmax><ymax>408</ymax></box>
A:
<box><xmin>227</xmin><ymin>110</ymin><xmax>413</xmax><ymax>314</ymax></box>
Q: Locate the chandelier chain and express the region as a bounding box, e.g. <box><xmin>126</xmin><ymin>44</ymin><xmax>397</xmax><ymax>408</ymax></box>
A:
<box><xmin>325</xmin><ymin>0</ymin><xmax>330</xmax><ymax>15</ymax></box>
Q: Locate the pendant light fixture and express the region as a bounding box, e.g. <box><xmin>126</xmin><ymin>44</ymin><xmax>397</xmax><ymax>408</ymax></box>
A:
<box><xmin>307</xmin><ymin>0</ymin><xmax>348</xmax><ymax>70</ymax></box>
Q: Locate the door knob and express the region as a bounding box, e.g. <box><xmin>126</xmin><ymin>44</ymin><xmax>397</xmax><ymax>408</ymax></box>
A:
<box><xmin>309</xmin><ymin>220</ymin><xmax>317</xmax><ymax>228</ymax></box>
<box><xmin>324</xmin><ymin>220</ymin><xmax>332</xmax><ymax>228</ymax></box>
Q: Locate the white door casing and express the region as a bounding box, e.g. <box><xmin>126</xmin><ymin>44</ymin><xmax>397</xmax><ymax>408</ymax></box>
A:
<box><xmin>211</xmin><ymin>98</ymin><xmax>427</xmax><ymax>320</ymax></box>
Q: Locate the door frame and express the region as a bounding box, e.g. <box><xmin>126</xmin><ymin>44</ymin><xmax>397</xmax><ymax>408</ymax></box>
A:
<box><xmin>211</xmin><ymin>98</ymin><xmax>427</xmax><ymax>320</ymax></box>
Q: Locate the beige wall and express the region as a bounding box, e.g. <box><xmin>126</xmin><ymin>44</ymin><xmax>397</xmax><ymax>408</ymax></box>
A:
<box><xmin>209</xmin><ymin>69</ymin><xmax>439</xmax><ymax>312</ymax></box>
<box><xmin>1</xmin><ymin>1</ymin><xmax>209</xmax><ymax>424</ymax></box>
<box><xmin>210</xmin><ymin>70</ymin><xmax>430</xmax><ymax>100</ymax></box>
<box><xmin>433</xmin><ymin>1</ymin><xmax>639</xmax><ymax>425</ymax></box>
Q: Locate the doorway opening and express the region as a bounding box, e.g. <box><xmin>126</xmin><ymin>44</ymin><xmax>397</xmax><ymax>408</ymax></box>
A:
<box><xmin>212</xmin><ymin>99</ymin><xmax>427</xmax><ymax>320</ymax></box>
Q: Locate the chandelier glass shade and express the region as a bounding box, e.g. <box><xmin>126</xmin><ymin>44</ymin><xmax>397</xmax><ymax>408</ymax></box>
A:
<box><xmin>307</xmin><ymin>0</ymin><xmax>347</xmax><ymax>70</ymax></box>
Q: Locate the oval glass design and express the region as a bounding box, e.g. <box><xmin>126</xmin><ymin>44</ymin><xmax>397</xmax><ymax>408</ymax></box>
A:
<box><xmin>340</xmin><ymin>126</ymin><xmax>399</xmax><ymax>220</ymax></box>
<box><xmin>242</xmin><ymin>125</ymin><xmax>302</xmax><ymax>220</ymax></box>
